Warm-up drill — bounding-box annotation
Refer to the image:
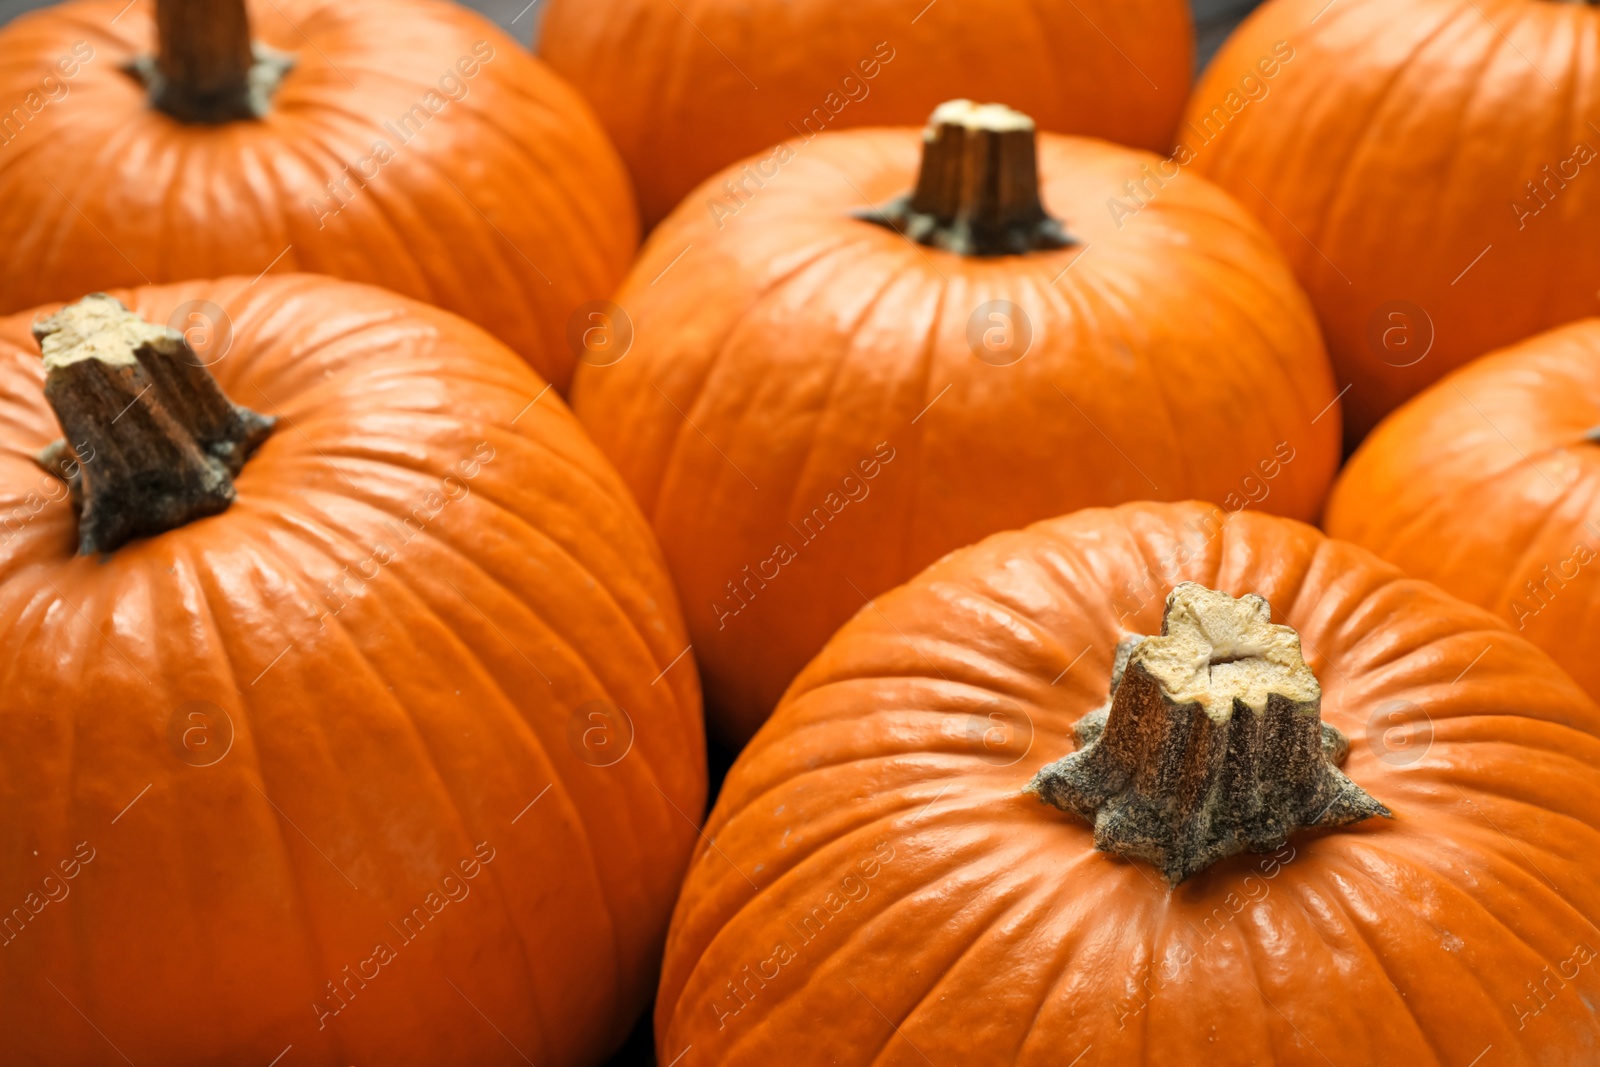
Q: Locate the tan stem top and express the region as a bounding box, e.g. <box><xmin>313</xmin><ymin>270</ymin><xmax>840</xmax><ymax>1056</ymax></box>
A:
<box><xmin>1026</xmin><ymin>584</ymin><xmax>1390</xmax><ymax>884</ymax></box>
<box><xmin>34</xmin><ymin>295</ymin><xmax>274</xmax><ymax>555</ymax></box>
<box><xmin>858</xmin><ymin>99</ymin><xmax>1075</xmax><ymax>256</ymax></box>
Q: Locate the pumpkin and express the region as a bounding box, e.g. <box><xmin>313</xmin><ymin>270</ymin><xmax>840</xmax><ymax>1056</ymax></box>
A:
<box><xmin>1326</xmin><ymin>319</ymin><xmax>1600</xmax><ymax>703</ymax></box>
<box><xmin>656</xmin><ymin>501</ymin><xmax>1600</xmax><ymax>1065</ymax></box>
<box><xmin>0</xmin><ymin>0</ymin><xmax>635</xmax><ymax>393</ymax></box>
<box><xmin>0</xmin><ymin>277</ymin><xmax>704</xmax><ymax>1065</ymax></box>
<box><xmin>570</xmin><ymin>100</ymin><xmax>1341</xmax><ymax>745</ymax></box>
<box><xmin>1181</xmin><ymin>0</ymin><xmax>1600</xmax><ymax>446</ymax></box>
<box><xmin>538</xmin><ymin>0</ymin><xmax>1193</xmax><ymax>227</ymax></box>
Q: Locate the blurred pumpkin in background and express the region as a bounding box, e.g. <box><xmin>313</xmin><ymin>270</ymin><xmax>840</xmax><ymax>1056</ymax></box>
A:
<box><xmin>0</xmin><ymin>0</ymin><xmax>634</xmax><ymax>392</ymax></box>
<box><xmin>1185</xmin><ymin>0</ymin><xmax>1600</xmax><ymax>446</ymax></box>
<box><xmin>573</xmin><ymin>99</ymin><xmax>1340</xmax><ymax>744</ymax></box>
<box><xmin>1327</xmin><ymin>319</ymin><xmax>1600</xmax><ymax>703</ymax></box>
<box><xmin>539</xmin><ymin>0</ymin><xmax>1193</xmax><ymax>226</ymax></box>
<box><xmin>0</xmin><ymin>276</ymin><xmax>703</xmax><ymax>1065</ymax></box>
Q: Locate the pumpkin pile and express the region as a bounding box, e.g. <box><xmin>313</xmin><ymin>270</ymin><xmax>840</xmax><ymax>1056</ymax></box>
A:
<box><xmin>0</xmin><ymin>0</ymin><xmax>1595</xmax><ymax>1064</ymax></box>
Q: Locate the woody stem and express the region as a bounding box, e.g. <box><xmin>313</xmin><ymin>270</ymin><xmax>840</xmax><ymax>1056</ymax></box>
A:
<box><xmin>128</xmin><ymin>0</ymin><xmax>294</xmax><ymax>122</ymax></box>
<box><xmin>33</xmin><ymin>295</ymin><xmax>274</xmax><ymax>555</ymax></box>
<box><xmin>857</xmin><ymin>99</ymin><xmax>1076</xmax><ymax>256</ymax></box>
<box><xmin>1026</xmin><ymin>583</ymin><xmax>1390</xmax><ymax>884</ymax></box>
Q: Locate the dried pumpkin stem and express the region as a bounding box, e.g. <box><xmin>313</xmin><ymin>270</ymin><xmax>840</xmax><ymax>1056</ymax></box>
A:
<box><xmin>1026</xmin><ymin>583</ymin><xmax>1390</xmax><ymax>885</ymax></box>
<box><xmin>126</xmin><ymin>0</ymin><xmax>295</xmax><ymax>122</ymax></box>
<box><xmin>33</xmin><ymin>295</ymin><xmax>274</xmax><ymax>555</ymax></box>
<box><xmin>857</xmin><ymin>99</ymin><xmax>1076</xmax><ymax>256</ymax></box>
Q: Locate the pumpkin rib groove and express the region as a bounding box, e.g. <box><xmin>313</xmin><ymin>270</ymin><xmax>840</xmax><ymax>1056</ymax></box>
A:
<box><xmin>1316</xmin><ymin>3</ymin><xmax>1487</xmax><ymax>289</ymax></box>
<box><xmin>716</xmin><ymin>842</ymin><xmax>1023</xmax><ymax>1065</ymax></box>
<box><xmin>182</xmin><ymin>538</ymin><xmax>362</xmax><ymax>1060</ymax></box>
<box><xmin>1442</xmin><ymin>796</ymin><xmax>1600</xmax><ymax>901</ymax></box>
<box><xmin>1202</xmin><ymin>250</ymin><xmax>1330</xmax><ymax>442</ymax></box>
<box><xmin>424</xmin><ymin>100</ymin><xmax>620</xmax><ymax>281</ymax></box>
<box><xmin>275</xmin><ymin>119</ymin><xmax>437</xmax><ymax>303</ymax></box>
<box><xmin>1219</xmin><ymin>892</ymin><xmax>1310</xmax><ymax>1062</ymax></box>
<box><xmin>256</xmin><ymin>460</ymin><xmax>688</xmax><ymax>742</ymax></box>
<box><xmin>973</xmin><ymin>880</ymin><xmax>1086</xmax><ymax>1067</ymax></box>
<box><xmin>706</xmin><ymin>772</ymin><xmax>1000</xmax><ymax>918</ymax></box>
<box><xmin>267</xmin><ymin>436</ymin><xmax>704</xmax><ymax>828</ymax></box>
<box><xmin>243</xmin><ymin>439</ymin><xmax>686</xmax><ymax>701</ymax></box>
<box><xmin>662</xmin><ymin>816</ymin><xmax>959</xmax><ymax>1045</ymax></box>
<box><xmin>1372</xmin><ymin>824</ymin><xmax>1600</xmax><ymax>977</ymax></box>
<box><xmin>362</xmin><ymin>150</ymin><xmax>511</xmax><ymax>312</ymax></box>
<box><xmin>647</xmin><ymin>230</ymin><xmax>881</xmax><ymax>524</ymax></box>
<box><xmin>1129</xmin><ymin>873</ymin><xmax>1170</xmax><ymax>1062</ymax></box>
<box><xmin>1097</xmin><ymin>267</ymin><xmax>1196</xmax><ymax>496</ymax></box>
<box><xmin>1295</xmin><ymin>3</ymin><xmax>1472</xmax><ymax>283</ymax></box>
<box><xmin>1336</xmin><ymin>836</ymin><xmax>1586</xmax><ymax>1062</ymax></box>
<box><xmin>239</xmin><ymin>512</ymin><xmax>601</xmax><ymax>1051</ymax></box>
<box><xmin>238</xmin><ymin>140</ymin><xmax>294</xmax><ymax>291</ymax></box>
<box><xmin>889</xmin><ymin>261</ymin><xmax>948</xmax><ymax>593</ymax></box>
<box><xmin>241</xmin><ymin>437</ymin><xmax>676</xmax><ymax>1001</ymax></box>
<box><xmin>300</xmin><ymin>536</ymin><xmax>580</xmax><ymax>1046</ymax></box>
<box><xmin>855</xmin><ymin>865</ymin><xmax>1044</xmax><ymax>1067</ymax></box>
<box><xmin>245</xmin><ymin>479</ymin><xmax>643</xmax><ymax>751</ymax></box>
<box><xmin>1313</xmin><ymin>861</ymin><xmax>1450</xmax><ymax>1065</ymax></box>
<box><xmin>1485</xmin><ymin>485</ymin><xmax>1587</xmax><ymax>617</ymax></box>
<box><xmin>1016</xmin><ymin>861</ymin><xmax>1169</xmax><ymax>1065</ymax></box>
<box><xmin>776</xmin><ymin>250</ymin><xmax>905</xmax><ymax>524</ymax></box>
<box><xmin>1322</xmin><ymin>855</ymin><xmax>1515</xmax><ymax>1060</ymax></box>
<box><xmin>1006</xmin><ymin>860</ymin><xmax>1120</xmax><ymax>1066</ymax></box>
<box><xmin>393</xmin><ymin>127</ymin><xmax>553</xmax><ymax>291</ymax></box>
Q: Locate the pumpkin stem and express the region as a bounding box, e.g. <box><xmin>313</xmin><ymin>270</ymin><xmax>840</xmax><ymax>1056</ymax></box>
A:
<box><xmin>856</xmin><ymin>99</ymin><xmax>1076</xmax><ymax>256</ymax></box>
<box><xmin>126</xmin><ymin>0</ymin><xmax>295</xmax><ymax>122</ymax></box>
<box><xmin>1025</xmin><ymin>583</ymin><xmax>1390</xmax><ymax>885</ymax></box>
<box><xmin>33</xmin><ymin>295</ymin><xmax>274</xmax><ymax>555</ymax></box>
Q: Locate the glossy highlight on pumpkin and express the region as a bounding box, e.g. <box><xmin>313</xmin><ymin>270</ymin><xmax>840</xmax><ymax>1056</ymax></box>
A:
<box><xmin>571</xmin><ymin>122</ymin><xmax>1341</xmax><ymax>745</ymax></box>
<box><xmin>0</xmin><ymin>276</ymin><xmax>704</xmax><ymax>1066</ymax></box>
<box><xmin>657</xmin><ymin>502</ymin><xmax>1600</xmax><ymax>1065</ymax></box>
<box><xmin>0</xmin><ymin>0</ymin><xmax>637</xmax><ymax>392</ymax></box>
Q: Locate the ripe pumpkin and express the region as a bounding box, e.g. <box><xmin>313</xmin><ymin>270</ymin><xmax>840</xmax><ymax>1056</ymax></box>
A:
<box><xmin>0</xmin><ymin>0</ymin><xmax>635</xmax><ymax>393</ymax></box>
<box><xmin>657</xmin><ymin>501</ymin><xmax>1600</xmax><ymax>1065</ymax></box>
<box><xmin>538</xmin><ymin>0</ymin><xmax>1193</xmax><ymax>227</ymax></box>
<box><xmin>571</xmin><ymin>100</ymin><xmax>1341</xmax><ymax>744</ymax></box>
<box><xmin>1326</xmin><ymin>319</ymin><xmax>1600</xmax><ymax>702</ymax></box>
<box><xmin>1182</xmin><ymin>0</ymin><xmax>1600</xmax><ymax>446</ymax></box>
<box><xmin>0</xmin><ymin>276</ymin><xmax>704</xmax><ymax>1066</ymax></box>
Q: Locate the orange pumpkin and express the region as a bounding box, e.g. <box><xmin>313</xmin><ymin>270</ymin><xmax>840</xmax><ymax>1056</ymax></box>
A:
<box><xmin>1183</xmin><ymin>0</ymin><xmax>1600</xmax><ymax>445</ymax></box>
<box><xmin>657</xmin><ymin>501</ymin><xmax>1600</xmax><ymax>1065</ymax></box>
<box><xmin>1326</xmin><ymin>319</ymin><xmax>1600</xmax><ymax>702</ymax></box>
<box><xmin>0</xmin><ymin>277</ymin><xmax>704</xmax><ymax>1065</ymax></box>
<box><xmin>571</xmin><ymin>101</ymin><xmax>1340</xmax><ymax>744</ymax></box>
<box><xmin>539</xmin><ymin>0</ymin><xmax>1193</xmax><ymax>227</ymax></box>
<box><xmin>0</xmin><ymin>0</ymin><xmax>635</xmax><ymax>393</ymax></box>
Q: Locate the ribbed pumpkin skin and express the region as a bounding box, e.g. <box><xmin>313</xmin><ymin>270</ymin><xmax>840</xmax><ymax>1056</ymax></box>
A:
<box><xmin>0</xmin><ymin>0</ymin><xmax>635</xmax><ymax>393</ymax></box>
<box><xmin>657</xmin><ymin>502</ymin><xmax>1600</xmax><ymax>1066</ymax></box>
<box><xmin>1326</xmin><ymin>320</ymin><xmax>1600</xmax><ymax>703</ymax></box>
<box><xmin>0</xmin><ymin>277</ymin><xmax>704</xmax><ymax>1066</ymax></box>
<box><xmin>539</xmin><ymin>0</ymin><xmax>1193</xmax><ymax>227</ymax></box>
<box><xmin>571</xmin><ymin>128</ymin><xmax>1340</xmax><ymax>744</ymax></box>
<box><xmin>1185</xmin><ymin>0</ymin><xmax>1600</xmax><ymax>445</ymax></box>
